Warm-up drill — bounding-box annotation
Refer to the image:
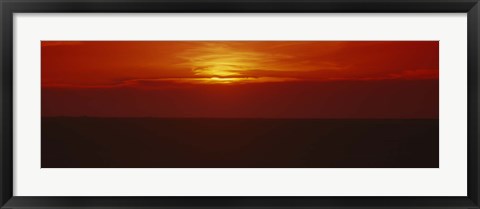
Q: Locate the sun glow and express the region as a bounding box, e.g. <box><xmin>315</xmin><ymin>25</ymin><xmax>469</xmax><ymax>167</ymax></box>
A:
<box><xmin>208</xmin><ymin>77</ymin><xmax>243</xmax><ymax>84</ymax></box>
<box><xmin>194</xmin><ymin>65</ymin><xmax>242</xmax><ymax>77</ymax></box>
<box><xmin>196</xmin><ymin>76</ymin><xmax>295</xmax><ymax>84</ymax></box>
<box><xmin>178</xmin><ymin>43</ymin><xmax>265</xmax><ymax>84</ymax></box>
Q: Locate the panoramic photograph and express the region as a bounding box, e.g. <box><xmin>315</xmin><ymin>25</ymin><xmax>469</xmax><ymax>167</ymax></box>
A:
<box><xmin>41</xmin><ymin>41</ymin><xmax>439</xmax><ymax>168</ymax></box>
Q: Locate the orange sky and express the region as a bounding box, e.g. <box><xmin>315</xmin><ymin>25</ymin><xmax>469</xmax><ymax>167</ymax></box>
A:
<box><xmin>42</xmin><ymin>41</ymin><xmax>438</xmax><ymax>86</ymax></box>
<box><xmin>41</xmin><ymin>41</ymin><xmax>439</xmax><ymax>118</ymax></box>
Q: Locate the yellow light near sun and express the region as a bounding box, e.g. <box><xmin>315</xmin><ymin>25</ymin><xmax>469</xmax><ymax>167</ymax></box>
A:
<box><xmin>178</xmin><ymin>43</ymin><xmax>301</xmax><ymax>84</ymax></box>
<box><xmin>186</xmin><ymin>46</ymin><xmax>258</xmax><ymax>82</ymax></box>
<box><xmin>194</xmin><ymin>65</ymin><xmax>241</xmax><ymax>77</ymax></box>
<box><xmin>207</xmin><ymin>77</ymin><xmax>242</xmax><ymax>84</ymax></box>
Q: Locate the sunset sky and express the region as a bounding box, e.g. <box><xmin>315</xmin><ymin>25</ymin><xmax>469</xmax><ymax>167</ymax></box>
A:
<box><xmin>41</xmin><ymin>41</ymin><xmax>439</xmax><ymax>118</ymax></box>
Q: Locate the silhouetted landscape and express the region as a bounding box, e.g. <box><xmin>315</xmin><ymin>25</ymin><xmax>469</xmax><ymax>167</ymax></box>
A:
<box><xmin>42</xmin><ymin>117</ymin><xmax>439</xmax><ymax>168</ymax></box>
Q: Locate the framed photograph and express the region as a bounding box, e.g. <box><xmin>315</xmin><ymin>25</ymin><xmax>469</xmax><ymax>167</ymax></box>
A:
<box><xmin>1</xmin><ymin>0</ymin><xmax>479</xmax><ymax>208</ymax></box>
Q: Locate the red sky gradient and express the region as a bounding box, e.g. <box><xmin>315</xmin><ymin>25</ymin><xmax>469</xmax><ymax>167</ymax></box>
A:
<box><xmin>41</xmin><ymin>41</ymin><xmax>439</xmax><ymax>118</ymax></box>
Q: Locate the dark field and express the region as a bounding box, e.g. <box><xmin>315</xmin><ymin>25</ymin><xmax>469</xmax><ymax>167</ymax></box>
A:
<box><xmin>41</xmin><ymin>117</ymin><xmax>439</xmax><ymax>168</ymax></box>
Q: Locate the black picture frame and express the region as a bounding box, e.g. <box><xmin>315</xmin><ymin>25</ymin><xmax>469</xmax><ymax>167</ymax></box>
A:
<box><xmin>1</xmin><ymin>0</ymin><xmax>479</xmax><ymax>208</ymax></box>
